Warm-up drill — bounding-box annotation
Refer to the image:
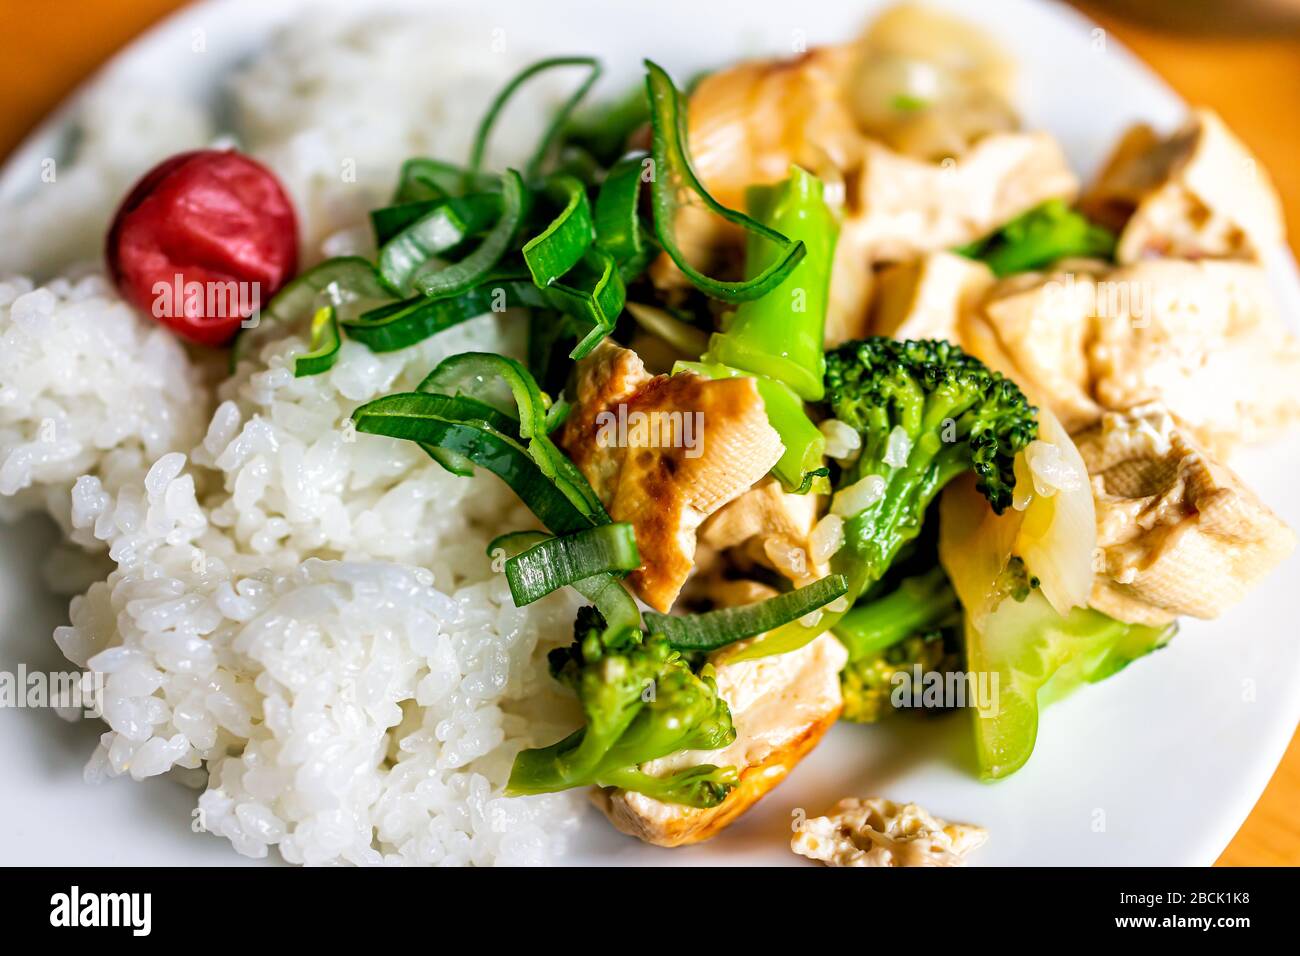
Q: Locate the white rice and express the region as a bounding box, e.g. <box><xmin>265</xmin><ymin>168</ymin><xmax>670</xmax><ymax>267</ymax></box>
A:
<box><xmin>0</xmin><ymin>273</ymin><xmax>209</xmax><ymax>553</ymax></box>
<box><xmin>0</xmin><ymin>12</ymin><xmax>591</xmax><ymax>865</ymax></box>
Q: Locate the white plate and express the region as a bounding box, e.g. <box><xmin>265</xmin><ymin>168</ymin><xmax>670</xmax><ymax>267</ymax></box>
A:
<box><xmin>2</xmin><ymin>0</ymin><xmax>1297</xmax><ymax>867</ymax></box>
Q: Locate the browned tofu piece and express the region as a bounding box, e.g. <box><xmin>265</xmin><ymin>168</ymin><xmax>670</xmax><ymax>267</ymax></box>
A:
<box><xmin>1075</xmin><ymin>404</ymin><xmax>1295</xmax><ymax>625</ymax></box>
<box><xmin>871</xmin><ymin>251</ymin><xmax>996</xmax><ymax>343</ymax></box>
<box><xmin>559</xmin><ymin>342</ymin><xmax>783</xmax><ymax>612</ymax></box>
<box><xmin>968</xmin><ymin>260</ymin><xmax>1300</xmax><ymax>454</ymax></box>
<box><xmin>847</xmin><ymin>131</ymin><xmax>1078</xmax><ymax>263</ymax></box>
<box><xmin>1082</xmin><ymin>109</ymin><xmax>1285</xmax><ymax>263</ymax></box>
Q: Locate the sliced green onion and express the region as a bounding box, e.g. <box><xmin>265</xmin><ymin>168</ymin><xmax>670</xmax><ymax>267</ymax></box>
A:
<box><xmin>293</xmin><ymin>305</ymin><xmax>341</xmax><ymax>377</ymax></box>
<box><xmin>371</xmin><ymin>199</ymin><xmax>440</xmax><ymax>246</ymax></box>
<box><xmin>343</xmin><ymin>274</ymin><xmax>544</xmax><ymax>352</ymax></box>
<box><xmin>470</xmin><ymin>57</ymin><xmax>602</xmax><ymax>181</ymax></box>
<box><xmin>643</xmin><ymin>60</ymin><xmax>805</xmax><ymax>302</ymax></box>
<box><xmin>544</xmin><ymin>395</ymin><xmax>572</xmax><ymax>433</ymax></box>
<box><xmin>544</xmin><ymin>247</ymin><xmax>626</xmax><ymax>359</ymax></box>
<box><xmin>593</xmin><ymin>152</ymin><xmax>648</xmax><ymax>267</ymax></box>
<box><xmin>501</xmin><ymin>523</ymin><xmax>640</xmax><ymax>606</ymax></box>
<box><xmin>352</xmin><ymin>392</ymin><xmax>602</xmax><ymax>534</ymax></box>
<box><xmin>413</xmin><ymin>170</ymin><xmax>531</xmax><ymax>299</ymax></box>
<box><xmin>416</xmin><ymin>352</ymin><xmax>606</xmax><ymax>519</ymax></box>
<box><xmin>644</xmin><ymin>574</ymin><xmax>849</xmax><ymax>653</ymax></box>
<box><xmin>571</xmin><ymin>572</ymin><xmax>643</xmax><ymax>636</ymax></box>
<box><xmin>527</xmin><ymin>308</ymin><xmax>578</xmax><ymax>390</ymax></box>
<box><xmin>413</xmin><ymin>380</ymin><xmax>518</xmax><ymax>478</ymax></box>
<box><xmin>522</xmin><ymin>175</ymin><xmax>596</xmax><ymax>285</ymax></box>
<box><xmin>393</xmin><ymin>158</ymin><xmax>498</xmax><ymax>204</ymax></box>
<box><xmin>418</xmin><ymin>350</ymin><xmax>523</xmax><ymax>420</ymax></box>
<box><xmin>379</xmin><ymin>192</ymin><xmax>502</xmax><ymax>293</ymax></box>
<box><xmin>233</xmin><ymin>257</ymin><xmax>394</xmax><ymax>367</ymax></box>
<box><xmin>489</xmin><ymin>530</ymin><xmax>642</xmax><ymax>633</ymax></box>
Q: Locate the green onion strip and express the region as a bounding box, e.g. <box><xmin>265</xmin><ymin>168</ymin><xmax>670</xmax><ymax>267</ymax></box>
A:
<box><xmin>488</xmin><ymin>530</ymin><xmax>643</xmax><ymax>632</ymax></box>
<box><xmin>501</xmin><ymin>523</ymin><xmax>640</xmax><ymax>606</ymax></box>
<box><xmin>470</xmin><ymin>56</ymin><xmax>603</xmax><ymax>182</ymax></box>
<box><xmin>293</xmin><ymin>305</ymin><xmax>342</xmax><ymax>377</ymax></box>
<box><xmin>643</xmin><ymin>60</ymin><xmax>806</xmax><ymax>302</ymax></box>
<box><xmin>643</xmin><ymin>574</ymin><xmax>849</xmax><ymax>652</ymax></box>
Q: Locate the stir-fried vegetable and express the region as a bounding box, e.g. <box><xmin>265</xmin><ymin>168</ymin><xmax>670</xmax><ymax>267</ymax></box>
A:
<box><xmin>645</xmin><ymin>574</ymin><xmax>849</xmax><ymax>653</ymax></box>
<box><xmin>412</xmin><ymin>170</ymin><xmax>532</xmax><ymax>298</ymax></box>
<box><xmin>378</xmin><ymin>192</ymin><xmax>502</xmax><ymax>293</ymax></box>
<box><xmin>938</xmin><ymin>471</ymin><xmax>1163</xmax><ymax>778</ymax></box>
<box><xmin>292</xmin><ymin>305</ymin><xmax>341</xmax><ymax>378</ymax></box>
<box><xmin>352</xmin><ymin>354</ymin><xmax>608</xmax><ymax>534</ymax></box>
<box><xmin>560</xmin><ymin>84</ymin><xmax>651</xmax><ymax>168</ymax></box>
<box><xmin>241</xmin><ymin>56</ymin><xmax>820</xmax><ymax>384</ymax></box>
<box><xmin>728</xmin><ymin>338</ymin><xmax>1037</xmax><ymax>662</ymax></box>
<box><xmin>644</xmin><ymin>60</ymin><xmax>806</xmax><ymax>302</ymax></box>
<box><xmin>673</xmin><ymin>165</ymin><xmax>838</xmax><ymax>494</ymax></box>
<box><xmin>507</xmin><ymin>607</ymin><xmax>739</xmax><ymax>807</ymax></box>
<box><xmin>496</xmin><ymin>522</ymin><xmax>640</xmax><ymax>606</ymax></box>
<box><xmin>343</xmin><ymin>273</ymin><xmax>544</xmax><ymax>353</ymax></box>
<box><xmin>703</xmin><ymin>165</ymin><xmax>837</xmax><ymax>401</ymax></box>
<box><xmin>963</xmin><ymin>589</ymin><xmax>1174</xmax><ymax>779</ymax></box>
<box><xmin>235</xmin><ymin>256</ymin><xmax>392</xmax><ymax>368</ymax></box>
<box><xmin>491</xmin><ymin>531</ymin><xmax>643</xmax><ymax>636</ymax></box>
<box><xmin>834</xmin><ymin>567</ymin><xmax>963</xmax><ymax>724</ymax></box>
<box><xmin>469</xmin><ymin>56</ymin><xmax>602</xmax><ymax>181</ymax></box>
<box><xmin>956</xmin><ymin>199</ymin><xmax>1116</xmax><ymax>276</ymax></box>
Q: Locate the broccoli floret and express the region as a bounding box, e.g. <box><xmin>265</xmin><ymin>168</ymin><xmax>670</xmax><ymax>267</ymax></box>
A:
<box><xmin>509</xmin><ymin>608</ymin><xmax>739</xmax><ymax>807</ymax></box>
<box><xmin>826</xmin><ymin>338</ymin><xmax>1036</xmax><ymax>577</ymax></box>
<box><xmin>834</xmin><ymin>567</ymin><xmax>964</xmax><ymax>723</ymax></box>
<box><xmin>733</xmin><ymin>339</ymin><xmax>1037</xmax><ymax>661</ymax></box>
<box><xmin>841</xmin><ymin>631</ymin><xmax>962</xmax><ymax>723</ymax></box>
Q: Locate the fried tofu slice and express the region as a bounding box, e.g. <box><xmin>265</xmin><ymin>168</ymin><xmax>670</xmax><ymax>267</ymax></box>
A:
<box><xmin>700</xmin><ymin>477</ymin><xmax>828</xmax><ymax>586</ymax></box>
<box><xmin>594</xmin><ymin>632</ymin><xmax>848</xmax><ymax>847</ymax></box>
<box><xmin>1074</xmin><ymin>404</ymin><xmax>1295</xmax><ymax>626</ymax></box>
<box><xmin>1081</xmin><ymin>109</ymin><xmax>1285</xmax><ymax>263</ymax></box>
<box><xmin>1087</xmin><ymin>260</ymin><xmax>1300</xmax><ymax>455</ymax></box>
<box><xmin>972</xmin><ymin>266</ymin><xmax>1105</xmax><ymax>433</ymax></box>
<box><xmin>699</xmin><ymin>477</ymin><xmax>819</xmax><ymax>551</ymax></box>
<box><xmin>968</xmin><ymin>260</ymin><xmax>1300</xmax><ymax>455</ymax></box>
<box><xmin>559</xmin><ymin>341</ymin><xmax>784</xmax><ymax>612</ymax></box>
<box><xmin>871</xmin><ymin>251</ymin><xmax>996</xmax><ymax>343</ymax></box>
<box><xmin>847</xmin><ymin>131</ymin><xmax>1078</xmax><ymax>263</ymax></box>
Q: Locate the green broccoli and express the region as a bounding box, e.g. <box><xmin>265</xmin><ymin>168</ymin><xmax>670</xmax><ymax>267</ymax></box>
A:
<box><xmin>728</xmin><ymin>338</ymin><xmax>1037</xmax><ymax>662</ymax></box>
<box><xmin>955</xmin><ymin>199</ymin><xmax>1117</xmax><ymax>276</ymax></box>
<box><xmin>835</xmin><ymin>566</ymin><xmax>964</xmax><ymax>723</ymax></box>
<box><xmin>507</xmin><ymin>607</ymin><xmax>739</xmax><ymax>807</ymax></box>
<box><xmin>841</xmin><ymin>631</ymin><xmax>962</xmax><ymax>723</ymax></box>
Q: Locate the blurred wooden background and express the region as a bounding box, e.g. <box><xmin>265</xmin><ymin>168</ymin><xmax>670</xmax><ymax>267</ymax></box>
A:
<box><xmin>0</xmin><ymin>0</ymin><xmax>1295</xmax><ymax>865</ymax></box>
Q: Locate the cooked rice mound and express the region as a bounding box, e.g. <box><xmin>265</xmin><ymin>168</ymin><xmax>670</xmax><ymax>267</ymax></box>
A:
<box><xmin>48</xmin><ymin>315</ymin><xmax>586</xmax><ymax>865</ymax></box>
<box><xmin>0</xmin><ymin>274</ymin><xmax>209</xmax><ymax>551</ymax></box>
<box><xmin>0</xmin><ymin>14</ymin><xmax>588</xmax><ymax>865</ymax></box>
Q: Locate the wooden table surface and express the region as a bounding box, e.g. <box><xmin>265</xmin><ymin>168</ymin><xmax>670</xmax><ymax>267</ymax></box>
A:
<box><xmin>0</xmin><ymin>0</ymin><xmax>1296</xmax><ymax>866</ymax></box>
